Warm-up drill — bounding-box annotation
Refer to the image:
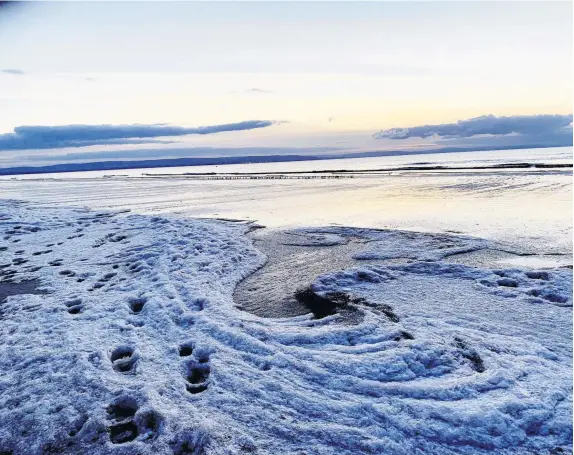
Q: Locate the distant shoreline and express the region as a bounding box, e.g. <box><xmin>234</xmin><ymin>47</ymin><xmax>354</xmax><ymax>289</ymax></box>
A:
<box><xmin>144</xmin><ymin>162</ymin><xmax>572</xmax><ymax>178</ymax></box>
<box><xmin>1</xmin><ymin>143</ymin><xmax>571</xmax><ymax>176</ymax></box>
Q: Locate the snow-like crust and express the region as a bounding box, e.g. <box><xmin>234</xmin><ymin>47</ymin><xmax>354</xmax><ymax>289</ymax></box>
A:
<box><xmin>0</xmin><ymin>200</ymin><xmax>571</xmax><ymax>455</ymax></box>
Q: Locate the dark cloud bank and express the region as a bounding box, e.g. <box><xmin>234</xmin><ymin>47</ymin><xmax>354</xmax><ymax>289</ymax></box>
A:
<box><xmin>0</xmin><ymin>120</ymin><xmax>275</xmax><ymax>151</ymax></box>
<box><xmin>374</xmin><ymin>114</ymin><xmax>573</xmax><ymax>140</ymax></box>
<box><xmin>0</xmin><ymin>68</ymin><xmax>25</xmax><ymax>75</ymax></box>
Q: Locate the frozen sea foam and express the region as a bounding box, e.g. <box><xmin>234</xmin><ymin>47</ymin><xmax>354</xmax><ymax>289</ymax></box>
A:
<box><xmin>0</xmin><ymin>200</ymin><xmax>571</xmax><ymax>455</ymax></box>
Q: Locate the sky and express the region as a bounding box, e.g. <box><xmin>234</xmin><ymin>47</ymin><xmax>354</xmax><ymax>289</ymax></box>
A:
<box><xmin>0</xmin><ymin>1</ymin><xmax>572</xmax><ymax>167</ymax></box>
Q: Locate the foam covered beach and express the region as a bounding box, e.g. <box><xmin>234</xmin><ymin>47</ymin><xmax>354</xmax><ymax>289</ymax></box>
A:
<box><xmin>0</xmin><ymin>199</ymin><xmax>571</xmax><ymax>455</ymax></box>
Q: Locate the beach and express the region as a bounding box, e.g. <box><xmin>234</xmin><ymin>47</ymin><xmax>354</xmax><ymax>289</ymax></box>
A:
<box><xmin>0</xmin><ymin>147</ymin><xmax>572</xmax><ymax>455</ymax></box>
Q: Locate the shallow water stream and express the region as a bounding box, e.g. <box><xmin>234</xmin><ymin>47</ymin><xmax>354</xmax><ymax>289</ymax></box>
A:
<box><xmin>233</xmin><ymin>229</ymin><xmax>381</xmax><ymax>317</ymax></box>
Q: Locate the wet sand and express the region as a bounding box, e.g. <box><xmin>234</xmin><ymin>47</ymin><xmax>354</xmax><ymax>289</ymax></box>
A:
<box><xmin>0</xmin><ymin>279</ymin><xmax>43</xmax><ymax>302</ymax></box>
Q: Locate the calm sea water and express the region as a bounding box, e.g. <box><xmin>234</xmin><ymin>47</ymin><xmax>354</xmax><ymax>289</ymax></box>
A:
<box><xmin>1</xmin><ymin>147</ymin><xmax>571</xmax><ymax>258</ymax></box>
<box><xmin>2</xmin><ymin>146</ymin><xmax>572</xmax><ymax>179</ymax></box>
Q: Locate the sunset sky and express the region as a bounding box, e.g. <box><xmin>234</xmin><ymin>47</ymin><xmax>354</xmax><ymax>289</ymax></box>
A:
<box><xmin>0</xmin><ymin>1</ymin><xmax>572</xmax><ymax>167</ymax></box>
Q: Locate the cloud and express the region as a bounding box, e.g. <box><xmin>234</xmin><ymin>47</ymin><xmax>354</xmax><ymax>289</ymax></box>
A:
<box><xmin>1</xmin><ymin>69</ymin><xmax>25</xmax><ymax>75</ymax></box>
<box><xmin>0</xmin><ymin>120</ymin><xmax>278</xmax><ymax>151</ymax></box>
<box><xmin>373</xmin><ymin>114</ymin><xmax>573</xmax><ymax>140</ymax></box>
<box><xmin>229</xmin><ymin>88</ymin><xmax>274</xmax><ymax>95</ymax></box>
<box><xmin>246</xmin><ymin>88</ymin><xmax>274</xmax><ymax>94</ymax></box>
